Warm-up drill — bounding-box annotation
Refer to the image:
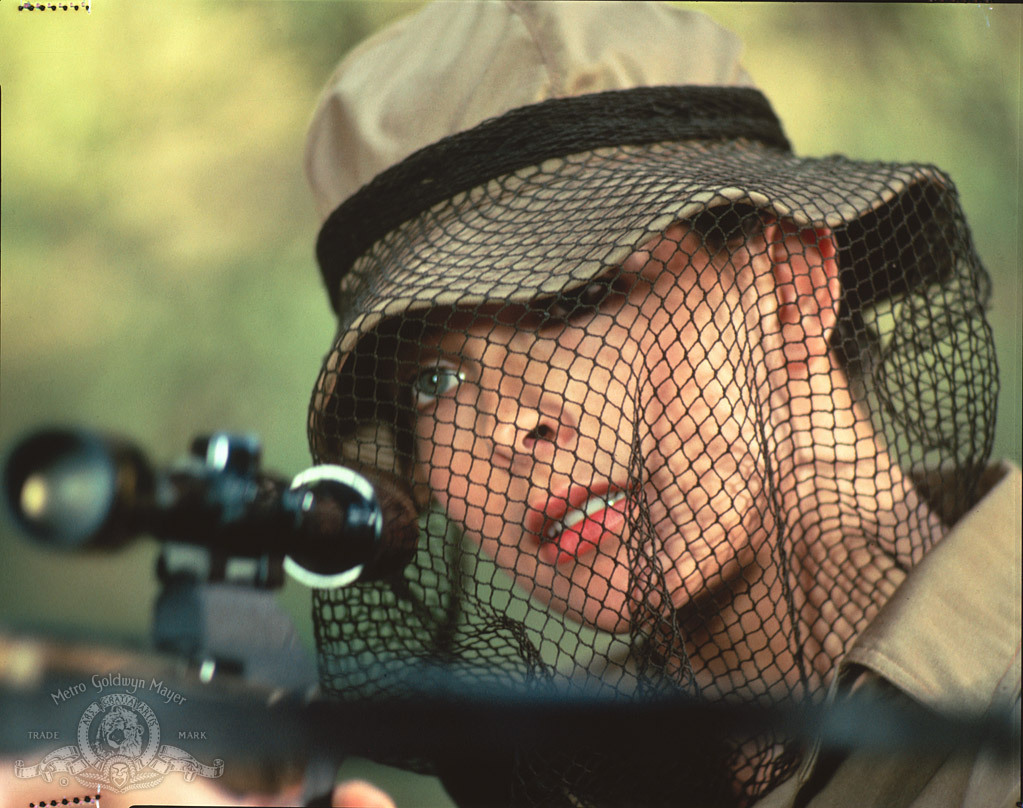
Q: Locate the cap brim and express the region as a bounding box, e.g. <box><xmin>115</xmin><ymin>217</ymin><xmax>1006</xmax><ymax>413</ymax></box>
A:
<box><xmin>324</xmin><ymin>140</ymin><xmax>944</xmax><ymax>367</ymax></box>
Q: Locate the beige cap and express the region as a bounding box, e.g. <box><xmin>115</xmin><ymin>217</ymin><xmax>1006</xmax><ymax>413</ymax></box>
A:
<box><xmin>305</xmin><ymin>1</ymin><xmax>754</xmax><ymax>222</ymax></box>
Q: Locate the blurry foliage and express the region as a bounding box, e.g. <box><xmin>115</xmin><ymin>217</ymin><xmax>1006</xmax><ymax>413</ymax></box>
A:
<box><xmin>0</xmin><ymin>0</ymin><xmax>1018</xmax><ymax>641</ymax></box>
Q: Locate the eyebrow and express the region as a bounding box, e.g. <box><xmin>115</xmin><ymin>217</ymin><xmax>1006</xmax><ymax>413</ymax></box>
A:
<box><xmin>398</xmin><ymin>332</ymin><xmax>468</xmax><ymax>376</ymax></box>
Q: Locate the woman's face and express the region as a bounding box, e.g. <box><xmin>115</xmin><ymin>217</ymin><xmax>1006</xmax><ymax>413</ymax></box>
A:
<box><xmin>410</xmin><ymin>224</ymin><xmax>767</xmax><ymax>633</ymax></box>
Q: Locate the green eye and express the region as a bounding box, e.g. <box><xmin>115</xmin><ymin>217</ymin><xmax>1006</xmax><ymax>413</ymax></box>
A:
<box><xmin>413</xmin><ymin>362</ymin><xmax>466</xmax><ymax>407</ymax></box>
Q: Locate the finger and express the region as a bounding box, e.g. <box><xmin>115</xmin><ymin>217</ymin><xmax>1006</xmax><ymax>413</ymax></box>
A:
<box><xmin>332</xmin><ymin>779</ymin><xmax>397</xmax><ymax>808</ymax></box>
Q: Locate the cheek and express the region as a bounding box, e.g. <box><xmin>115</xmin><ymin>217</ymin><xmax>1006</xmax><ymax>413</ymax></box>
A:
<box><xmin>630</xmin><ymin>289</ymin><xmax>768</xmax><ymax>611</ymax></box>
<box><xmin>415</xmin><ymin>405</ymin><xmax>520</xmax><ymax>550</ymax></box>
<box><xmin>560</xmin><ymin>318</ymin><xmax>643</xmax><ymax>470</ymax></box>
<box><xmin>577</xmin><ymin>346</ymin><xmax>639</xmax><ymax>475</ymax></box>
<box><xmin>415</xmin><ymin>407</ymin><xmax>472</xmax><ymax>521</ymax></box>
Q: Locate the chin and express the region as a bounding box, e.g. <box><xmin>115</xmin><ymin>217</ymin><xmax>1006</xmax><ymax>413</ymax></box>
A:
<box><xmin>495</xmin><ymin>536</ymin><xmax>638</xmax><ymax>635</ymax></box>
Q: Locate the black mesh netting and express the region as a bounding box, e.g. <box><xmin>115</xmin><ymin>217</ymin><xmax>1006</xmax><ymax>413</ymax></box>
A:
<box><xmin>305</xmin><ymin>90</ymin><xmax>996</xmax><ymax>807</ymax></box>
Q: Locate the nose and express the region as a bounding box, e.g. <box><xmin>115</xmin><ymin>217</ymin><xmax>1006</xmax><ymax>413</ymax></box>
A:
<box><xmin>490</xmin><ymin>391</ymin><xmax>575</xmax><ymax>464</ymax></box>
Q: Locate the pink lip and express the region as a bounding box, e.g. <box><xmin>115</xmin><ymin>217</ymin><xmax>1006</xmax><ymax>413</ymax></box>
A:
<box><xmin>527</xmin><ymin>483</ymin><xmax>628</xmax><ymax>566</ymax></box>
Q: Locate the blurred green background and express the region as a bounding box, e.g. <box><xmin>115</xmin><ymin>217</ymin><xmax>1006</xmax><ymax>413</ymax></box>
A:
<box><xmin>1</xmin><ymin>2</ymin><xmax>1019</xmax><ymax>804</ymax></box>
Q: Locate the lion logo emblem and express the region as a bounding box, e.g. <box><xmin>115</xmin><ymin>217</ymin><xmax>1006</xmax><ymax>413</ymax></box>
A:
<box><xmin>96</xmin><ymin>704</ymin><xmax>146</xmax><ymax>759</ymax></box>
<box><xmin>14</xmin><ymin>692</ymin><xmax>224</xmax><ymax>793</ymax></box>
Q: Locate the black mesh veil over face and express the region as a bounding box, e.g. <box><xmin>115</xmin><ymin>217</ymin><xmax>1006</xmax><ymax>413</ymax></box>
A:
<box><xmin>307</xmin><ymin>89</ymin><xmax>996</xmax><ymax>807</ymax></box>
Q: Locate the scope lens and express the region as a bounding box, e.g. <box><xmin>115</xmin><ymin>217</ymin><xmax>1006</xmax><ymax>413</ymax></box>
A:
<box><xmin>4</xmin><ymin>431</ymin><xmax>117</xmax><ymax>547</ymax></box>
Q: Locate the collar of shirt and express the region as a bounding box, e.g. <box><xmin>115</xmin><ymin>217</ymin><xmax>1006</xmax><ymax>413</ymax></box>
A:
<box><xmin>754</xmin><ymin>463</ymin><xmax>1022</xmax><ymax>808</ymax></box>
<box><xmin>839</xmin><ymin>461</ymin><xmax>1021</xmax><ymax>713</ymax></box>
